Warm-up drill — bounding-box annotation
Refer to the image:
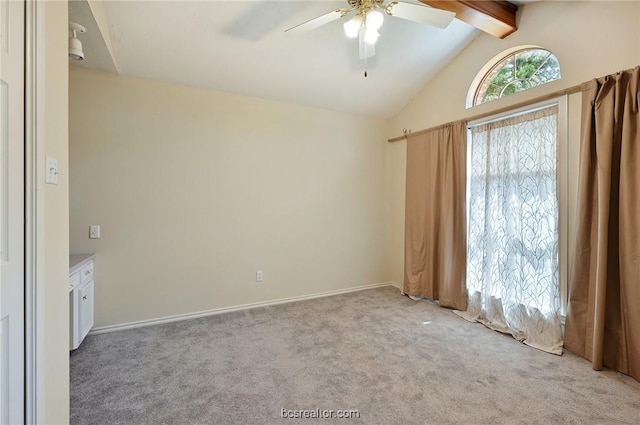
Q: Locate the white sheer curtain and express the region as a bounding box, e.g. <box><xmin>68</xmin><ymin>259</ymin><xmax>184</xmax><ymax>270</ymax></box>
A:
<box><xmin>455</xmin><ymin>105</ymin><xmax>563</xmax><ymax>355</ymax></box>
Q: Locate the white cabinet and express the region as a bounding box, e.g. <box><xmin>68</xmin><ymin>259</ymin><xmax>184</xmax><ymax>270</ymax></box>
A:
<box><xmin>69</xmin><ymin>254</ymin><xmax>95</xmax><ymax>350</ymax></box>
<box><xmin>78</xmin><ymin>280</ymin><xmax>94</xmax><ymax>340</ymax></box>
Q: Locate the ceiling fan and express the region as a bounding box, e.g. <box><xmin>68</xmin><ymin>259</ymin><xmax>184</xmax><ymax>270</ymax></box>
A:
<box><xmin>285</xmin><ymin>1</ymin><xmax>456</xmax><ymax>61</ymax></box>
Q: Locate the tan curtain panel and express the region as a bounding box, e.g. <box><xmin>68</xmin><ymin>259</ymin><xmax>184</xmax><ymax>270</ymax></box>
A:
<box><xmin>404</xmin><ymin>121</ymin><xmax>467</xmax><ymax>310</ymax></box>
<box><xmin>564</xmin><ymin>67</ymin><xmax>640</xmax><ymax>381</ymax></box>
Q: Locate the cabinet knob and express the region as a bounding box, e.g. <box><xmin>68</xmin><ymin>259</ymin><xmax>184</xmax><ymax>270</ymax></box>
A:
<box><xmin>82</xmin><ymin>295</ymin><xmax>88</xmax><ymax>300</ymax></box>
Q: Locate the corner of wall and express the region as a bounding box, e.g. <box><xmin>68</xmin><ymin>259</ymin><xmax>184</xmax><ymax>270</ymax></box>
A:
<box><xmin>383</xmin><ymin>121</ymin><xmax>406</xmax><ymax>286</ymax></box>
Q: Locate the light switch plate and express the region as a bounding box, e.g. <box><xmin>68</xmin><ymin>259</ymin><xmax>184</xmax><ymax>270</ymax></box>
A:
<box><xmin>45</xmin><ymin>156</ymin><xmax>59</xmax><ymax>185</ymax></box>
<box><xmin>89</xmin><ymin>225</ymin><xmax>101</xmax><ymax>239</ymax></box>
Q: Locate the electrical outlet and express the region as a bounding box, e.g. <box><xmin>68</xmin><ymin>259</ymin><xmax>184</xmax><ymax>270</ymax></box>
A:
<box><xmin>256</xmin><ymin>270</ymin><xmax>263</xmax><ymax>282</ymax></box>
<box><xmin>89</xmin><ymin>225</ymin><xmax>101</xmax><ymax>239</ymax></box>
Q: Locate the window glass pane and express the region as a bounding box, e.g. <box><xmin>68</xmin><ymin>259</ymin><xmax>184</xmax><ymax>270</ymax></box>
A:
<box><xmin>467</xmin><ymin>106</ymin><xmax>560</xmax><ymax>315</ymax></box>
<box><xmin>474</xmin><ymin>49</ymin><xmax>561</xmax><ymax>106</ymax></box>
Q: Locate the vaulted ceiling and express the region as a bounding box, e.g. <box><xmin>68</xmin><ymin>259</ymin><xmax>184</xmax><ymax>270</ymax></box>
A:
<box><xmin>70</xmin><ymin>1</ymin><xmax>524</xmax><ymax>118</ymax></box>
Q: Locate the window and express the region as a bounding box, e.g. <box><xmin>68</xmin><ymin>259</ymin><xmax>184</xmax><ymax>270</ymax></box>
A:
<box><xmin>463</xmin><ymin>98</ymin><xmax>567</xmax><ymax>353</ymax></box>
<box><xmin>469</xmin><ymin>47</ymin><xmax>561</xmax><ymax>107</ymax></box>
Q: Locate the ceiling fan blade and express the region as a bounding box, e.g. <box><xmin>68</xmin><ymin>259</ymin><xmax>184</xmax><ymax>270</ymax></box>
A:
<box><xmin>386</xmin><ymin>1</ymin><xmax>455</xmax><ymax>28</ymax></box>
<box><xmin>285</xmin><ymin>9</ymin><xmax>348</xmax><ymax>34</ymax></box>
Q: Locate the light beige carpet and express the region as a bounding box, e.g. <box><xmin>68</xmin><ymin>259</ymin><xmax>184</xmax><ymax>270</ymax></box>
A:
<box><xmin>70</xmin><ymin>286</ymin><xmax>640</xmax><ymax>424</ymax></box>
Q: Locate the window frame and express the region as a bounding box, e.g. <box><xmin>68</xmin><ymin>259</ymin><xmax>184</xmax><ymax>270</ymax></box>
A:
<box><xmin>466</xmin><ymin>45</ymin><xmax>561</xmax><ymax>109</ymax></box>
<box><xmin>466</xmin><ymin>95</ymin><xmax>569</xmax><ymax>316</ymax></box>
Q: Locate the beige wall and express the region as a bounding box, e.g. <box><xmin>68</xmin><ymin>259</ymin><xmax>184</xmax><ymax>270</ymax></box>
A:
<box><xmin>69</xmin><ymin>67</ymin><xmax>391</xmax><ymax>327</ymax></box>
<box><xmin>43</xmin><ymin>1</ymin><xmax>70</xmax><ymax>423</ymax></box>
<box><xmin>386</xmin><ymin>0</ymin><xmax>640</xmax><ymax>285</ymax></box>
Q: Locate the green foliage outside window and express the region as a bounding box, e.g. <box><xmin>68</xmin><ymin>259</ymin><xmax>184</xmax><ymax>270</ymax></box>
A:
<box><xmin>474</xmin><ymin>49</ymin><xmax>561</xmax><ymax>106</ymax></box>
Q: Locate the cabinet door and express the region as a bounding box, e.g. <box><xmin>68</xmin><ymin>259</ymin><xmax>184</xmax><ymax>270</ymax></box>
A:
<box><xmin>78</xmin><ymin>280</ymin><xmax>94</xmax><ymax>342</ymax></box>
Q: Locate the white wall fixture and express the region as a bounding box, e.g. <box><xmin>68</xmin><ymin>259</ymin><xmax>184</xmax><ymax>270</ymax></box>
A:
<box><xmin>69</xmin><ymin>22</ymin><xmax>86</xmax><ymax>60</ymax></box>
<box><xmin>45</xmin><ymin>157</ymin><xmax>59</xmax><ymax>185</ymax></box>
<box><xmin>88</xmin><ymin>225</ymin><xmax>100</xmax><ymax>239</ymax></box>
<box><xmin>256</xmin><ymin>270</ymin><xmax>264</xmax><ymax>282</ymax></box>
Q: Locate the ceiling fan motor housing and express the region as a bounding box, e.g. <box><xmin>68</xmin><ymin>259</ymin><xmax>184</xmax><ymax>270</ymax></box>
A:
<box><xmin>348</xmin><ymin>0</ymin><xmax>385</xmax><ymax>10</ymax></box>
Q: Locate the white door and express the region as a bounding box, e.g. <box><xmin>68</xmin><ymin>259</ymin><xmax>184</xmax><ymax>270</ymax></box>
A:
<box><xmin>0</xmin><ymin>0</ymin><xmax>24</xmax><ymax>424</ymax></box>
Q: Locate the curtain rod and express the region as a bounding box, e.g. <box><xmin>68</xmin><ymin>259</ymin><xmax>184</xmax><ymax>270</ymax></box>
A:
<box><xmin>387</xmin><ymin>84</ymin><xmax>582</xmax><ymax>143</ymax></box>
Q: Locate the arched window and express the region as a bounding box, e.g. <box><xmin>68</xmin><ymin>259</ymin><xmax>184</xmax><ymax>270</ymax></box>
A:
<box><xmin>468</xmin><ymin>47</ymin><xmax>561</xmax><ymax>107</ymax></box>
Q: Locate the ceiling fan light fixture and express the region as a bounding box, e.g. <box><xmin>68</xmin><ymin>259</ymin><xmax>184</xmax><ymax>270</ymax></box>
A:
<box><xmin>364</xmin><ymin>28</ymin><xmax>380</xmax><ymax>45</ymax></box>
<box><xmin>285</xmin><ymin>0</ymin><xmax>457</xmax><ymax>67</ymax></box>
<box><xmin>365</xmin><ymin>10</ymin><xmax>384</xmax><ymax>31</ymax></box>
<box><xmin>343</xmin><ymin>14</ymin><xmax>362</xmax><ymax>38</ymax></box>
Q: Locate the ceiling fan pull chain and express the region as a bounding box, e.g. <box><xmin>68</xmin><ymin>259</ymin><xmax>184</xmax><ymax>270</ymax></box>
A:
<box><xmin>364</xmin><ymin>47</ymin><xmax>368</xmax><ymax>77</ymax></box>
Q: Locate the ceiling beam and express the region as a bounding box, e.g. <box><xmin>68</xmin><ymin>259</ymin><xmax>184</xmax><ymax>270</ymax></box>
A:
<box><xmin>420</xmin><ymin>1</ymin><xmax>518</xmax><ymax>39</ymax></box>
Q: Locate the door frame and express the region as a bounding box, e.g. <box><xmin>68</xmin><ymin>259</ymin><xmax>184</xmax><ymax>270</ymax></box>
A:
<box><xmin>24</xmin><ymin>1</ymin><xmax>46</xmax><ymax>422</ymax></box>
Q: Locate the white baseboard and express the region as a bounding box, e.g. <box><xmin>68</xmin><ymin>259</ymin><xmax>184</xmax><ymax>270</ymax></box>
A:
<box><xmin>89</xmin><ymin>282</ymin><xmax>399</xmax><ymax>335</ymax></box>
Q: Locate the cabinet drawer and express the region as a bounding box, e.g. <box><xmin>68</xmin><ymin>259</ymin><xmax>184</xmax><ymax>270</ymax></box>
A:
<box><xmin>79</xmin><ymin>262</ymin><xmax>94</xmax><ymax>284</ymax></box>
